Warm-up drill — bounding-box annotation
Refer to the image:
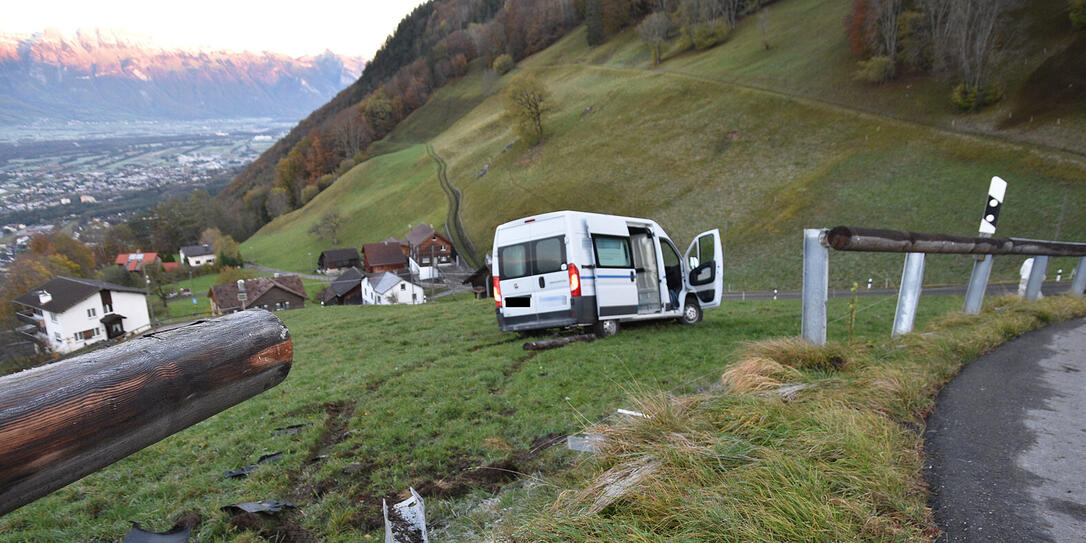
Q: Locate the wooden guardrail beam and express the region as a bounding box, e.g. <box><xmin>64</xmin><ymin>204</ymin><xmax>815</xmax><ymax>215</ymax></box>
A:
<box><xmin>0</xmin><ymin>310</ymin><xmax>293</xmax><ymax>516</ymax></box>
<box><xmin>826</xmin><ymin>226</ymin><xmax>1086</xmax><ymax>256</ymax></box>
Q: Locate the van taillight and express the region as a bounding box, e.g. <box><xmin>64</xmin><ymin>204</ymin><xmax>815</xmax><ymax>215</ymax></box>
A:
<box><xmin>493</xmin><ymin>276</ymin><xmax>502</xmax><ymax>307</ymax></box>
<box><xmin>568</xmin><ymin>264</ymin><xmax>581</xmax><ymax>297</ymax></box>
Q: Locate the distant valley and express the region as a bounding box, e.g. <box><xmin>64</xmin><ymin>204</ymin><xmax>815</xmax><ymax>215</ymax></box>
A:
<box><xmin>0</xmin><ymin>29</ymin><xmax>365</xmax><ymax>125</ymax></box>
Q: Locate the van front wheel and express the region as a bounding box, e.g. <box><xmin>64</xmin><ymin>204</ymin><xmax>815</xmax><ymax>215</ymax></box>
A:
<box><xmin>594</xmin><ymin>319</ymin><xmax>620</xmax><ymax>338</ymax></box>
<box><xmin>680</xmin><ymin>298</ymin><xmax>702</xmax><ymax>325</ymax></box>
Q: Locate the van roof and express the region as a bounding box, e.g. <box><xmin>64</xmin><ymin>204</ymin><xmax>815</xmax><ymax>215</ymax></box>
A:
<box><xmin>495</xmin><ymin>210</ymin><xmax>660</xmax><ymax>232</ymax></box>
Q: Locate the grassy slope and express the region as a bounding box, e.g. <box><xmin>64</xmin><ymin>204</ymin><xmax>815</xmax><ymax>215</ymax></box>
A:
<box><xmin>241</xmin><ymin>145</ymin><xmax>447</xmax><ymax>273</ymax></box>
<box><xmin>242</xmin><ymin>0</ymin><xmax>1086</xmax><ymax>289</ymax></box>
<box><xmin>0</xmin><ymin>294</ymin><xmax>963</xmax><ymax>542</ymax></box>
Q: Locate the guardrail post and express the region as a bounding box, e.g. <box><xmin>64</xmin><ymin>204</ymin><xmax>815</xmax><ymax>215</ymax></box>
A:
<box><xmin>963</xmin><ymin>255</ymin><xmax>994</xmax><ymax>314</ymax></box>
<box><xmin>892</xmin><ymin>253</ymin><xmax>925</xmax><ymax>337</ymax></box>
<box><xmin>801</xmin><ymin>229</ymin><xmax>829</xmax><ymax>346</ymax></box>
<box><xmin>1071</xmin><ymin>257</ymin><xmax>1086</xmax><ymax>298</ymax></box>
<box><xmin>1025</xmin><ymin>255</ymin><xmax>1048</xmax><ymax>301</ymax></box>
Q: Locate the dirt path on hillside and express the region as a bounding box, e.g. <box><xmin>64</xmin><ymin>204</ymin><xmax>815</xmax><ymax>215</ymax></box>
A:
<box><xmin>425</xmin><ymin>144</ymin><xmax>479</xmax><ymax>268</ymax></box>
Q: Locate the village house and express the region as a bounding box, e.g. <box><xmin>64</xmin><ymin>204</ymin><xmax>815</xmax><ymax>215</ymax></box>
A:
<box><xmin>362</xmin><ymin>271</ymin><xmax>426</xmax><ymax>305</ymax></box>
<box><xmin>115</xmin><ymin>252</ymin><xmax>161</xmax><ymax>272</ymax></box>
<box><xmin>320</xmin><ymin>267</ymin><xmax>364</xmax><ymax>306</ymax></box>
<box><xmin>382</xmin><ymin>237</ymin><xmax>410</xmax><ymax>258</ymax></box>
<box><xmin>362</xmin><ymin>242</ymin><xmax>407</xmax><ymax>274</ymax></box>
<box><xmin>208</xmin><ymin>275</ymin><xmax>306</xmax><ymax>315</ymax></box>
<box><xmin>405</xmin><ymin>223</ymin><xmax>455</xmax><ymax>266</ymax></box>
<box><xmin>12</xmin><ymin>276</ymin><xmax>151</xmax><ymax>354</ymax></box>
<box><xmin>317</xmin><ymin>248</ymin><xmax>362</xmax><ymax>274</ymax></box>
<box><xmin>179</xmin><ymin>244</ymin><xmax>216</xmax><ymax>267</ymax></box>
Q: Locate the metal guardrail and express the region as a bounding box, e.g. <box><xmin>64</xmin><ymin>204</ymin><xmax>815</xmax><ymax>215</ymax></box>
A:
<box><xmin>802</xmin><ymin>226</ymin><xmax>1086</xmax><ymax>345</ymax></box>
<box><xmin>0</xmin><ymin>310</ymin><xmax>293</xmax><ymax>515</ymax></box>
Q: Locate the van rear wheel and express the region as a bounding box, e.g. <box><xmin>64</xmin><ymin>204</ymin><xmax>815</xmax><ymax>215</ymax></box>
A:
<box><xmin>594</xmin><ymin>319</ymin><xmax>620</xmax><ymax>338</ymax></box>
<box><xmin>679</xmin><ymin>298</ymin><xmax>702</xmax><ymax>325</ymax></box>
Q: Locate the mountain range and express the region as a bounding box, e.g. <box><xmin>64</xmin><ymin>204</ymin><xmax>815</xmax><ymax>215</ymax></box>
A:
<box><xmin>0</xmin><ymin>29</ymin><xmax>366</xmax><ymax>124</ymax></box>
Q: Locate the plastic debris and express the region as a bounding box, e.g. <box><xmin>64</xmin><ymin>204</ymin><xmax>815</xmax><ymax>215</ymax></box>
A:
<box><xmin>616</xmin><ymin>408</ymin><xmax>649</xmax><ymax>419</ymax></box>
<box><xmin>274</xmin><ymin>424</ymin><xmax>309</xmax><ymax>435</ymax></box>
<box><xmin>222</xmin><ymin>500</ymin><xmax>297</xmax><ymax>515</ymax></box>
<box><xmin>257</xmin><ymin>452</ymin><xmax>283</xmax><ymax>464</ymax></box>
<box><xmin>224</xmin><ymin>465</ymin><xmax>258</xmax><ymax>479</ymax></box>
<box><xmin>383</xmin><ymin>488</ymin><xmax>428</xmax><ymax>543</ymax></box>
<box><xmin>121</xmin><ymin>522</ymin><xmax>190</xmax><ymax>543</ymax></box>
<box><xmin>566</xmin><ymin>434</ymin><xmax>605</xmax><ymax>453</ymax></box>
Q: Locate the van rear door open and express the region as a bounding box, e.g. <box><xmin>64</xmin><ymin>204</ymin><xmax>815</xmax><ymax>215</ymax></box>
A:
<box><xmin>684</xmin><ymin>229</ymin><xmax>723</xmax><ymax>310</ymax></box>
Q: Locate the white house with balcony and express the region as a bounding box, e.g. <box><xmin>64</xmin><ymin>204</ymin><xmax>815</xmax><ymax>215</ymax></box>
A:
<box><xmin>179</xmin><ymin>244</ymin><xmax>216</xmax><ymax>267</ymax></box>
<box><xmin>13</xmin><ymin>276</ymin><xmax>151</xmax><ymax>354</ymax></box>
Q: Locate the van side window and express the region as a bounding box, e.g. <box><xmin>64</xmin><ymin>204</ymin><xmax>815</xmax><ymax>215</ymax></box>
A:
<box><xmin>593</xmin><ymin>235</ymin><xmax>633</xmax><ymax>268</ymax></box>
<box><xmin>534</xmin><ymin>237</ymin><xmax>565</xmax><ymax>274</ymax></box>
<box><xmin>498</xmin><ymin>243</ymin><xmax>530</xmax><ymax>279</ymax></box>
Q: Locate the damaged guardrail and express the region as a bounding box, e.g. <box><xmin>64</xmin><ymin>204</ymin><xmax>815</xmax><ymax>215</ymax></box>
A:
<box><xmin>802</xmin><ymin>226</ymin><xmax>1086</xmax><ymax>345</ymax></box>
<box><xmin>0</xmin><ymin>310</ymin><xmax>293</xmax><ymax>516</ymax></box>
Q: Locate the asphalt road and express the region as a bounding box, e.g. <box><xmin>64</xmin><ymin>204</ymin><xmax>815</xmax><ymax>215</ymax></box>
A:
<box><xmin>924</xmin><ymin>318</ymin><xmax>1086</xmax><ymax>542</ymax></box>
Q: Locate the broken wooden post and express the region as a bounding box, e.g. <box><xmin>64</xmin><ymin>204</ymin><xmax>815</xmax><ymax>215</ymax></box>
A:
<box><xmin>0</xmin><ymin>310</ymin><xmax>293</xmax><ymax>516</ymax></box>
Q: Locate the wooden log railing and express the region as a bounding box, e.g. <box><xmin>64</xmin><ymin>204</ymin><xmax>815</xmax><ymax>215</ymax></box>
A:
<box><xmin>0</xmin><ymin>310</ymin><xmax>293</xmax><ymax>516</ymax></box>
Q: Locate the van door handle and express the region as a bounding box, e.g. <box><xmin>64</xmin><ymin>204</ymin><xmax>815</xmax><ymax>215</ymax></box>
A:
<box><xmin>629</xmin><ymin>271</ymin><xmax>636</xmax><ymax>282</ymax></box>
<box><xmin>539</xmin><ymin>276</ymin><xmax>545</xmax><ymax>288</ymax></box>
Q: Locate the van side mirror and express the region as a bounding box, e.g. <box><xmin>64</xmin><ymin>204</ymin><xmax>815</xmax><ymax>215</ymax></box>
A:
<box><xmin>688</xmin><ymin>256</ymin><xmax>699</xmax><ymax>269</ymax></box>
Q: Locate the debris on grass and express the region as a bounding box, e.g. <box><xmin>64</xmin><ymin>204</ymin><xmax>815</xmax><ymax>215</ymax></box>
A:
<box><xmin>222</xmin><ymin>500</ymin><xmax>297</xmax><ymax>515</ymax></box>
<box><xmin>273</xmin><ymin>424</ymin><xmax>310</xmax><ymax>435</ymax></box>
<box><xmin>121</xmin><ymin>522</ymin><xmax>190</xmax><ymax>543</ymax></box>
<box><xmin>384</xmin><ymin>488</ymin><xmax>429</xmax><ymax>543</ymax></box>
<box><xmin>578</xmin><ymin>456</ymin><xmax>659</xmax><ymax>515</ymax></box>
<box><xmin>223</xmin><ymin>465</ymin><xmax>258</xmax><ymax>479</ymax></box>
<box><xmin>566</xmin><ymin>434</ymin><xmax>605</xmax><ymax>453</ymax></box>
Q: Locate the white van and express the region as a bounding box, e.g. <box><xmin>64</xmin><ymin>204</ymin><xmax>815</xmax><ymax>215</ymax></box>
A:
<box><xmin>492</xmin><ymin>210</ymin><xmax>724</xmax><ymax>336</ymax></box>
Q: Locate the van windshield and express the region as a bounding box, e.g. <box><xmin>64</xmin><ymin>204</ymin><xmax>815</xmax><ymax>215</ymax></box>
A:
<box><xmin>498</xmin><ymin>236</ymin><xmax>566</xmax><ymax>279</ymax></box>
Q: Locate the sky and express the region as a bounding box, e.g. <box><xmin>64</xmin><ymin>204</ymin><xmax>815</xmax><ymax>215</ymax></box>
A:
<box><xmin>0</xmin><ymin>0</ymin><xmax>431</xmax><ymax>58</ymax></box>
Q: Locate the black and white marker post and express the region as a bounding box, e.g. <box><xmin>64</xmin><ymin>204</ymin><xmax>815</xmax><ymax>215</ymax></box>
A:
<box><xmin>962</xmin><ymin>176</ymin><xmax>1007</xmax><ymax>314</ymax></box>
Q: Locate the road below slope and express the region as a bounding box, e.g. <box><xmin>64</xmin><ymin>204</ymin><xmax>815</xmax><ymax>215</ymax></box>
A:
<box><xmin>924</xmin><ymin>318</ymin><xmax>1086</xmax><ymax>542</ymax></box>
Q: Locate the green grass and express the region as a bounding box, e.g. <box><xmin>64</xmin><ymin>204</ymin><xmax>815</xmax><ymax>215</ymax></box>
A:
<box><xmin>240</xmin><ymin>0</ymin><xmax>1086</xmax><ymax>290</ymax></box>
<box><xmin>241</xmin><ymin>145</ymin><xmax>447</xmax><ymax>274</ymax></box>
<box><xmin>0</xmin><ymin>293</ymin><xmax>970</xmax><ymax>541</ymax></box>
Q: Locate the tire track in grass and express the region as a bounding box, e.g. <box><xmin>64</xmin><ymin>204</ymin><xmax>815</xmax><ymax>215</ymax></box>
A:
<box><xmin>425</xmin><ymin>143</ymin><xmax>480</xmax><ymax>268</ymax></box>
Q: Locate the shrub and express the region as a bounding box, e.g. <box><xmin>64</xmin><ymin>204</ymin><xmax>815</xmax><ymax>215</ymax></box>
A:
<box><xmin>318</xmin><ymin>174</ymin><xmax>336</xmax><ymax>190</ymax></box>
<box><xmin>951</xmin><ymin>82</ymin><xmax>1003</xmax><ymax>112</ymax></box>
<box><xmin>853</xmin><ymin>55</ymin><xmax>895</xmax><ymax>83</ymax></box>
<box><xmin>1071</xmin><ymin>0</ymin><xmax>1086</xmax><ymax>29</ymax></box>
<box><xmin>689</xmin><ymin>21</ymin><xmax>730</xmax><ymax>50</ymax></box>
<box><xmin>492</xmin><ymin>53</ymin><xmax>514</xmax><ymax>75</ymax></box>
<box><xmin>301</xmin><ymin>184</ymin><xmax>320</xmax><ymax>205</ymax></box>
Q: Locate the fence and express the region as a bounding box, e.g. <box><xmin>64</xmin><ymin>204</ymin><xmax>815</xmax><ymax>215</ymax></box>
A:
<box><xmin>0</xmin><ymin>310</ymin><xmax>293</xmax><ymax>515</ymax></box>
<box><xmin>802</xmin><ymin>226</ymin><xmax>1086</xmax><ymax>345</ymax></box>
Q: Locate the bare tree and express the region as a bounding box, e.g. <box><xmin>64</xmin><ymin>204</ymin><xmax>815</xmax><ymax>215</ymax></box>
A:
<box><xmin>639</xmin><ymin>12</ymin><xmax>672</xmax><ymax>65</ymax></box>
<box><xmin>504</xmin><ymin>73</ymin><xmax>553</xmax><ymax>145</ymax></box>
<box><xmin>309</xmin><ymin>211</ymin><xmax>345</xmax><ymax>245</ymax></box>
<box><xmin>924</xmin><ymin>0</ymin><xmax>1011</xmax><ymax>88</ymax></box>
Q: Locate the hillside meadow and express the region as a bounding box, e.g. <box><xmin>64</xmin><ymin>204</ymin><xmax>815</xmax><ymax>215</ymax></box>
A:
<box><xmin>241</xmin><ymin>0</ymin><xmax>1086</xmax><ymax>291</ymax></box>
<box><xmin>1</xmin><ymin>292</ymin><xmax>968</xmax><ymax>541</ymax></box>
